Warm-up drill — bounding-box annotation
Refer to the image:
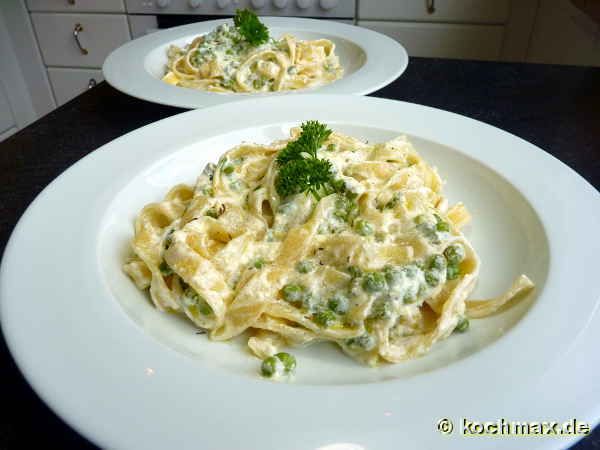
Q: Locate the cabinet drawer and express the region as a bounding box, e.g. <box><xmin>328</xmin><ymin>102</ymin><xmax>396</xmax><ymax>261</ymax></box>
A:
<box><xmin>26</xmin><ymin>0</ymin><xmax>125</xmax><ymax>13</ymax></box>
<box><xmin>359</xmin><ymin>0</ymin><xmax>510</xmax><ymax>24</ymax></box>
<box><xmin>359</xmin><ymin>21</ymin><xmax>504</xmax><ymax>60</ymax></box>
<box><xmin>31</xmin><ymin>13</ymin><xmax>130</xmax><ymax>68</ymax></box>
<box><xmin>48</xmin><ymin>68</ymin><xmax>103</xmax><ymax>105</ymax></box>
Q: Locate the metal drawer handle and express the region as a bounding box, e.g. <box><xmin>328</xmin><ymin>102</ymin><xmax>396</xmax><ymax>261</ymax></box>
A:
<box><xmin>426</xmin><ymin>0</ymin><xmax>435</xmax><ymax>14</ymax></box>
<box><xmin>73</xmin><ymin>23</ymin><xmax>88</xmax><ymax>55</ymax></box>
<box><xmin>88</xmin><ymin>78</ymin><xmax>97</xmax><ymax>89</ymax></box>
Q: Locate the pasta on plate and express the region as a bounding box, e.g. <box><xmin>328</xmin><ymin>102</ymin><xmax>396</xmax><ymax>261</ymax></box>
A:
<box><xmin>124</xmin><ymin>122</ymin><xmax>534</xmax><ymax>367</ymax></box>
<box><xmin>162</xmin><ymin>10</ymin><xmax>343</xmax><ymax>93</ymax></box>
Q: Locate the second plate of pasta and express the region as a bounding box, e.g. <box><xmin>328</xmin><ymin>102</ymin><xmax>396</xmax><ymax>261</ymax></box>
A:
<box><xmin>103</xmin><ymin>16</ymin><xmax>407</xmax><ymax>108</ymax></box>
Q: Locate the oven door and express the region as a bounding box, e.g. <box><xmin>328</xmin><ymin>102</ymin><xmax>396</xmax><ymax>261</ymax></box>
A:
<box><xmin>129</xmin><ymin>14</ymin><xmax>233</xmax><ymax>38</ymax></box>
<box><xmin>128</xmin><ymin>12</ymin><xmax>353</xmax><ymax>38</ymax></box>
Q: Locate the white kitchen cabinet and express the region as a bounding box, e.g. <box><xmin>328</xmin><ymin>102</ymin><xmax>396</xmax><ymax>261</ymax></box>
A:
<box><xmin>0</xmin><ymin>82</ymin><xmax>16</xmax><ymax>136</ymax></box>
<box><xmin>47</xmin><ymin>68</ymin><xmax>103</xmax><ymax>106</ymax></box>
<box><xmin>26</xmin><ymin>0</ymin><xmax>125</xmax><ymax>13</ymax></box>
<box><xmin>359</xmin><ymin>0</ymin><xmax>510</xmax><ymax>23</ymax></box>
<box><xmin>0</xmin><ymin>2</ymin><xmax>47</xmax><ymax>143</ymax></box>
<box><xmin>359</xmin><ymin>21</ymin><xmax>505</xmax><ymax>60</ymax></box>
<box><xmin>31</xmin><ymin>12</ymin><xmax>131</xmax><ymax>68</ymax></box>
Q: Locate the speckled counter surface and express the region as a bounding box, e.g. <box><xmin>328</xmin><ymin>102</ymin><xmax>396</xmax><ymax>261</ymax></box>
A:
<box><xmin>0</xmin><ymin>57</ymin><xmax>598</xmax><ymax>449</ymax></box>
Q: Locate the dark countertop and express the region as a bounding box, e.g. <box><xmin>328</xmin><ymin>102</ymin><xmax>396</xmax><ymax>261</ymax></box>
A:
<box><xmin>0</xmin><ymin>57</ymin><xmax>598</xmax><ymax>449</ymax></box>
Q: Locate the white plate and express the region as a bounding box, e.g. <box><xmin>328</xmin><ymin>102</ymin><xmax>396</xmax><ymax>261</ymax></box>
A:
<box><xmin>103</xmin><ymin>17</ymin><xmax>407</xmax><ymax>109</ymax></box>
<box><xmin>1</xmin><ymin>96</ymin><xmax>599</xmax><ymax>450</ymax></box>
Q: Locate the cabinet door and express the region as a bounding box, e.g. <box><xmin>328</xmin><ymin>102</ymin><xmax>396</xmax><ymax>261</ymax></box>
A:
<box><xmin>31</xmin><ymin>13</ymin><xmax>130</xmax><ymax>68</ymax></box>
<box><xmin>359</xmin><ymin>21</ymin><xmax>504</xmax><ymax>61</ymax></box>
<box><xmin>359</xmin><ymin>0</ymin><xmax>509</xmax><ymax>23</ymax></box>
<box><xmin>0</xmin><ymin>80</ymin><xmax>16</xmax><ymax>136</ymax></box>
<box><xmin>47</xmin><ymin>67</ymin><xmax>103</xmax><ymax>106</ymax></box>
<box><xmin>26</xmin><ymin>0</ymin><xmax>125</xmax><ymax>13</ymax></box>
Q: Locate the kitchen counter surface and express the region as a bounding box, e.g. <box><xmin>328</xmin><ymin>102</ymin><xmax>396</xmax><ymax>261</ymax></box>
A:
<box><xmin>0</xmin><ymin>57</ymin><xmax>598</xmax><ymax>449</ymax></box>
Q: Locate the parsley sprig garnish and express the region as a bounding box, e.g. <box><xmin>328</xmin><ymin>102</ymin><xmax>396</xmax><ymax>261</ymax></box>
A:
<box><xmin>234</xmin><ymin>9</ymin><xmax>269</xmax><ymax>46</ymax></box>
<box><xmin>276</xmin><ymin>121</ymin><xmax>332</xmax><ymax>164</ymax></box>
<box><xmin>275</xmin><ymin>121</ymin><xmax>343</xmax><ymax>199</ymax></box>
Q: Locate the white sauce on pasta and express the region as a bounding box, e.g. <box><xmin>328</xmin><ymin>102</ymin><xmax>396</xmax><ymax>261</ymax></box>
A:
<box><xmin>124</xmin><ymin>129</ymin><xmax>535</xmax><ymax>367</ymax></box>
<box><xmin>162</xmin><ymin>23</ymin><xmax>343</xmax><ymax>93</ymax></box>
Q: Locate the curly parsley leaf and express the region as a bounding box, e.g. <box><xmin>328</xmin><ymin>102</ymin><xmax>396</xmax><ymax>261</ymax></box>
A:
<box><xmin>276</xmin><ymin>121</ymin><xmax>333</xmax><ymax>165</ymax></box>
<box><xmin>276</xmin><ymin>158</ymin><xmax>334</xmax><ymax>198</ymax></box>
<box><xmin>275</xmin><ymin>120</ymin><xmax>343</xmax><ymax>199</ymax></box>
<box><xmin>233</xmin><ymin>9</ymin><xmax>269</xmax><ymax>46</ymax></box>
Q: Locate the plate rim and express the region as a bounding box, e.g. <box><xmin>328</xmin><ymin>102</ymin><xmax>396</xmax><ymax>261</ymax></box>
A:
<box><xmin>2</xmin><ymin>95</ymin><xmax>599</xmax><ymax>450</ymax></box>
<box><xmin>102</xmin><ymin>17</ymin><xmax>408</xmax><ymax>109</ymax></box>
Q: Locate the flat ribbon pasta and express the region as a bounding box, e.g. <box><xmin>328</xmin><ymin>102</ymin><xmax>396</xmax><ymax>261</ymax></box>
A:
<box><xmin>161</xmin><ymin>23</ymin><xmax>343</xmax><ymax>93</ymax></box>
<box><xmin>124</xmin><ymin>127</ymin><xmax>535</xmax><ymax>367</ymax></box>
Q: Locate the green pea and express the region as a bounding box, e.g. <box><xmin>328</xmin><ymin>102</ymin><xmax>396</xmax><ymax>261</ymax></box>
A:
<box><xmin>313</xmin><ymin>309</ymin><xmax>336</xmax><ymax>328</ymax></box>
<box><xmin>362</xmin><ymin>272</ymin><xmax>386</xmax><ymax>293</ymax></box>
<box><xmin>274</xmin><ymin>352</ymin><xmax>296</xmax><ymax>373</ymax></box>
<box><xmin>222</xmin><ymin>164</ymin><xmax>234</xmax><ymax>175</ymax></box>
<box><xmin>415</xmin><ymin>215</ymin><xmax>440</xmax><ymax>243</ymax></box>
<box><xmin>327</xmin><ymin>294</ymin><xmax>349</xmax><ymax>314</ymax></box>
<box><xmin>446</xmin><ymin>263</ymin><xmax>460</xmax><ymax>280</ymax></box>
<box><xmin>334</xmin><ymin>196</ymin><xmax>358</xmax><ymax>224</ymax></box>
<box><xmin>428</xmin><ymin>254</ymin><xmax>446</xmax><ymax>271</ymax></box>
<box><xmin>261</xmin><ymin>356</ymin><xmax>278</xmax><ymax>377</ymax></box>
<box><xmin>253</xmin><ymin>258</ymin><xmax>265</xmax><ymax>269</ymax></box>
<box><xmin>369</xmin><ymin>298</ymin><xmax>393</xmax><ymax>319</ymax></box>
<box><xmin>205</xmin><ymin>207</ymin><xmax>219</xmax><ymax>219</ymax></box>
<box><xmin>296</xmin><ymin>260</ymin><xmax>313</xmax><ymax>274</ymax></box>
<box><xmin>435</xmin><ymin>214</ymin><xmax>450</xmax><ymax>232</ymax></box>
<box><xmin>455</xmin><ymin>317</ymin><xmax>469</xmax><ymax>333</ymax></box>
<box><xmin>346</xmin><ymin>334</ymin><xmax>375</xmax><ymax>351</ymax></box>
<box><xmin>403</xmin><ymin>291</ymin><xmax>417</xmax><ymax>304</ymax></box>
<box><xmin>355</xmin><ymin>219</ymin><xmax>374</xmax><ymax>236</ymax></box>
<box><xmin>347</xmin><ymin>266</ymin><xmax>362</xmax><ymax>279</ymax></box>
<box><xmin>425</xmin><ymin>270</ymin><xmax>441</xmax><ymax>287</ymax></box>
<box><xmin>414</xmin><ymin>214</ymin><xmax>428</xmax><ymax>225</ymax></box>
<box><xmin>384</xmin><ymin>195</ymin><xmax>399</xmax><ymax>209</ymax></box>
<box><xmin>281</xmin><ymin>284</ymin><xmax>306</xmax><ymax>303</ymax></box>
<box><xmin>253</xmin><ymin>78</ymin><xmax>264</xmax><ymax>89</ymax></box>
<box><xmin>384</xmin><ymin>266</ymin><xmax>402</xmax><ymax>286</ymax></box>
<box><xmin>159</xmin><ymin>261</ymin><xmax>173</xmax><ymax>276</ymax></box>
<box><xmin>402</xmin><ymin>264</ymin><xmax>419</xmax><ymax>278</ymax></box>
<box><xmin>183</xmin><ymin>287</ymin><xmax>198</xmax><ymax>303</ymax></box>
<box><xmin>197</xmin><ymin>299</ymin><xmax>213</xmax><ymax>315</ymax></box>
<box><xmin>326</xmin><ymin>143</ymin><xmax>337</xmax><ymax>151</ymax></box>
<box><xmin>444</xmin><ymin>244</ymin><xmax>465</xmax><ymax>265</ymax></box>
